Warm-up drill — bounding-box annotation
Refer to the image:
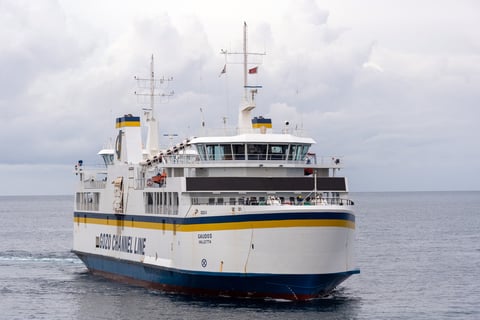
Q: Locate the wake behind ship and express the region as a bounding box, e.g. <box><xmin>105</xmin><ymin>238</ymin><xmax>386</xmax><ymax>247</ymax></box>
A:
<box><xmin>72</xmin><ymin>24</ymin><xmax>359</xmax><ymax>301</ymax></box>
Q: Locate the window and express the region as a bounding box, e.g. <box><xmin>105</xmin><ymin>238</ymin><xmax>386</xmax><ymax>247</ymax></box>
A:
<box><xmin>144</xmin><ymin>193</ymin><xmax>153</xmax><ymax>213</ymax></box>
<box><xmin>288</xmin><ymin>144</ymin><xmax>310</xmax><ymax>161</ymax></box>
<box><xmin>232</xmin><ymin>144</ymin><xmax>245</xmax><ymax>160</ymax></box>
<box><xmin>247</xmin><ymin>144</ymin><xmax>267</xmax><ymax>160</ymax></box>
<box><xmin>220</xmin><ymin>144</ymin><xmax>233</xmax><ymax>160</ymax></box>
<box><xmin>100</xmin><ymin>153</ymin><xmax>114</xmax><ymax>166</ymax></box>
<box><xmin>288</xmin><ymin>145</ymin><xmax>297</xmax><ymax>160</ymax></box>
<box><xmin>268</xmin><ymin>144</ymin><xmax>288</xmax><ymax>160</ymax></box>
<box><xmin>76</xmin><ymin>192</ymin><xmax>100</xmax><ymax>211</ymax></box>
<box><xmin>196</xmin><ymin>144</ymin><xmax>206</xmax><ymax>160</ymax></box>
<box><xmin>144</xmin><ymin>191</ymin><xmax>179</xmax><ymax>215</ymax></box>
<box><xmin>206</xmin><ymin>144</ymin><xmax>215</xmax><ymax>161</ymax></box>
<box><xmin>300</xmin><ymin>145</ymin><xmax>310</xmax><ymax>160</ymax></box>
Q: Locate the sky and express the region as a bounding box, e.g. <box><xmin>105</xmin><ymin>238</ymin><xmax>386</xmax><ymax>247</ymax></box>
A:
<box><xmin>0</xmin><ymin>0</ymin><xmax>479</xmax><ymax>195</ymax></box>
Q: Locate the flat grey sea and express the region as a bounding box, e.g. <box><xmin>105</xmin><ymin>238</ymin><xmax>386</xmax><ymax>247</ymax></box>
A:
<box><xmin>0</xmin><ymin>192</ymin><xmax>479</xmax><ymax>319</ymax></box>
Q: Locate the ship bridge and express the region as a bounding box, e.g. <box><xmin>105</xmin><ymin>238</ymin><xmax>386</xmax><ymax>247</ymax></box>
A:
<box><xmin>190</xmin><ymin>133</ymin><xmax>315</xmax><ymax>162</ymax></box>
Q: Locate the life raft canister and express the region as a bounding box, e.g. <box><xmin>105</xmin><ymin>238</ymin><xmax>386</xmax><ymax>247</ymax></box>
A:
<box><xmin>151</xmin><ymin>172</ymin><xmax>167</xmax><ymax>184</ymax></box>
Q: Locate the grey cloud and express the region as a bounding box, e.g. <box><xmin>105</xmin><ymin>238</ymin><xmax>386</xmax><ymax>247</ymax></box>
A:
<box><xmin>1</xmin><ymin>0</ymin><xmax>479</xmax><ymax>193</ymax></box>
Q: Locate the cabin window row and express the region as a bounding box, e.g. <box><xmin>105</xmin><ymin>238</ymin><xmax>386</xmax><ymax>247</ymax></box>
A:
<box><xmin>76</xmin><ymin>192</ymin><xmax>100</xmax><ymax>211</ymax></box>
<box><xmin>195</xmin><ymin>143</ymin><xmax>310</xmax><ymax>161</ymax></box>
<box><xmin>144</xmin><ymin>192</ymin><xmax>179</xmax><ymax>215</ymax></box>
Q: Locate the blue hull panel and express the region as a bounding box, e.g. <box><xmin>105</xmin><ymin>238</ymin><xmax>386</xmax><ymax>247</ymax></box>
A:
<box><xmin>74</xmin><ymin>251</ymin><xmax>359</xmax><ymax>301</ymax></box>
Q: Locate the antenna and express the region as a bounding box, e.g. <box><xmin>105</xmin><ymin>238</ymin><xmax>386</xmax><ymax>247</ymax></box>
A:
<box><xmin>134</xmin><ymin>55</ymin><xmax>174</xmax><ymax>156</ymax></box>
<box><xmin>163</xmin><ymin>133</ymin><xmax>179</xmax><ymax>148</ymax></box>
<box><xmin>222</xmin><ymin>116</ymin><xmax>228</xmax><ymax>134</ymax></box>
<box><xmin>220</xmin><ymin>22</ymin><xmax>265</xmax><ymax>100</ymax></box>
<box><xmin>220</xmin><ymin>22</ymin><xmax>266</xmax><ymax>133</ymax></box>
<box><xmin>243</xmin><ymin>21</ymin><xmax>248</xmax><ymax>94</ymax></box>
<box><xmin>199</xmin><ymin>108</ymin><xmax>206</xmax><ymax>128</ymax></box>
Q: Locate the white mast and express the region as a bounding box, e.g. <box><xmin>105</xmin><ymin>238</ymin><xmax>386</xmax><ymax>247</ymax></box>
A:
<box><xmin>243</xmin><ymin>21</ymin><xmax>248</xmax><ymax>100</ymax></box>
<box><xmin>221</xmin><ymin>22</ymin><xmax>265</xmax><ymax>134</ymax></box>
<box><xmin>135</xmin><ymin>55</ymin><xmax>173</xmax><ymax>157</ymax></box>
<box><xmin>146</xmin><ymin>55</ymin><xmax>159</xmax><ymax>155</ymax></box>
<box><xmin>238</xmin><ymin>22</ymin><xmax>255</xmax><ymax>133</ymax></box>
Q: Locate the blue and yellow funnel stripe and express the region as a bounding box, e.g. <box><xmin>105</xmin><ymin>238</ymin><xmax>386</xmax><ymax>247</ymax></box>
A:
<box><xmin>251</xmin><ymin>117</ymin><xmax>272</xmax><ymax>129</ymax></box>
<box><xmin>116</xmin><ymin>115</ymin><xmax>141</xmax><ymax>128</ymax></box>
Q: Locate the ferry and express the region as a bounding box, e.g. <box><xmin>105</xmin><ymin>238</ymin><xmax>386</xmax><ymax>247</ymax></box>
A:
<box><xmin>72</xmin><ymin>23</ymin><xmax>359</xmax><ymax>301</ymax></box>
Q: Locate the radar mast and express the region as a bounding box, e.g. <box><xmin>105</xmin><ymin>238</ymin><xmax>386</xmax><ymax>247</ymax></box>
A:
<box><xmin>134</xmin><ymin>55</ymin><xmax>174</xmax><ymax>156</ymax></box>
<box><xmin>221</xmin><ymin>22</ymin><xmax>265</xmax><ymax>133</ymax></box>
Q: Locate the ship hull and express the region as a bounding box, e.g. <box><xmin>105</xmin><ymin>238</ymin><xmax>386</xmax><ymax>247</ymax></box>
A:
<box><xmin>74</xmin><ymin>251</ymin><xmax>359</xmax><ymax>301</ymax></box>
<box><xmin>73</xmin><ymin>208</ymin><xmax>358</xmax><ymax>301</ymax></box>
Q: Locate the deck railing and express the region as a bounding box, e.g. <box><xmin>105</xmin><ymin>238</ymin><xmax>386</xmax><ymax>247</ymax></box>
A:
<box><xmin>157</xmin><ymin>155</ymin><xmax>343</xmax><ymax>167</ymax></box>
<box><xmin>190</xmin><ymin>196</ymin><xmax>354</xmax><ymax>207</ymax></box>
<box><xmin>83</xmin><ymin>180</ymin><xmax>107</xmax><ymax>189</ymax></box>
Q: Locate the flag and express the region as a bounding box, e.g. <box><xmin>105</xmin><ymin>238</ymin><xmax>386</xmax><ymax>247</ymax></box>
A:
<box><xmin>219</xmin><ymin>64</ymin><xmax>226</xmax><ymax>77</ymax></box>
<box><xmin>248</xmin><ymin>66</ymin><xmax>258</xmax><ymax>74</ymax></box>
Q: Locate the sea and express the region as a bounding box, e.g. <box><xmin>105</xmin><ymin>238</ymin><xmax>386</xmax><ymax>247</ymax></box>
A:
<box><xmin>0</xmin><ymin>192</ymin><xmax>479</xmax><ymax>320</ymax></box>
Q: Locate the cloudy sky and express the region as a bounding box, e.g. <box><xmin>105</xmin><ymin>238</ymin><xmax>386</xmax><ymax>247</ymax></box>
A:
<box><xmin>1</xmin><ymin>0</ymin><xmax>479</xmax><ymax>195</ymax></box>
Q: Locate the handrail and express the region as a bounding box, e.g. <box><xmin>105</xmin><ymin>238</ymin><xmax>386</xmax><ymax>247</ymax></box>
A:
<box><xmin>157</xmin><ymin>154</ymin><xmax>343</xmax><ymax>167</ymax></box>
<box><xmin>83</xmin><ymin>180</ymin><xmax>107</xmax><ymax>189</ymax></box>
<box><xmin>190</xmin><ymin>196</ymin><xmax>354</xmax><ymax>207</ymax></box>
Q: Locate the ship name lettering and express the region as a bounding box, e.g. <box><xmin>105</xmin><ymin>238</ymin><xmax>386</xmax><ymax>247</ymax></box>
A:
<box><xmin>97</xmin><ymin>233</ymin><xmax>146</xmax><ymax>255</ymax></box>
<box><xmin>99</xmin><ymin>233</ymin><xmax>112</xmax><ymax>250</ymax></box>
<box><xmin>134</xmin><ymin>237</ymin><xmax>146</xmax><ymax>255</ymax></box>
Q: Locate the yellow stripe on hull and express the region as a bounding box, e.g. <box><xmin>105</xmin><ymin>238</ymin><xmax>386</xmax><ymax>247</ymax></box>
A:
<box><xmin>74</xmin><ymin>217</ymin><xmax>355</xmax><ymax>230</ymax></box>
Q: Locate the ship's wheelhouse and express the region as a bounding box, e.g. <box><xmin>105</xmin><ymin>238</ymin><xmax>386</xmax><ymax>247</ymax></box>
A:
<box><xmin>192</xmin><ymin>135</ymin><xmax>315</xmax><ymax>162</ymax></box>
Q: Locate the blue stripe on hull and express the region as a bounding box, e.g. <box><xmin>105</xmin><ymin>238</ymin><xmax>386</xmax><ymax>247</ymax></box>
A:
<box><xmin>74</xmin><ymin>210</ymin><xmax>355</xmax><ymax>224</ymax></box>
<box><xmin>73</xmin><ymin>251</ymin><xmax>359</xmax><ymax>301</ymax></box>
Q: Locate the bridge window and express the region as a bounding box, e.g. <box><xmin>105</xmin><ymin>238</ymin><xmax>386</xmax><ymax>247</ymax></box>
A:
<box><xmin>232</xmin><ymin>144</ymin><xmax>245</xmax><ymax>160</ymax></box>
<box><xmin>268</xmin><ymin>144</ymin><xmax>288</xmax><ymax>160</ymax></box>
<box><xmin>220</xmin><ymin>144</ymin><xmax>233</xmax><ymax>160</ymax></box>
<box><xmin>100</xmin><ymin>153</ymin><xmax>114</xmax><ymax>166</ymax></box>
<box><xmin>196</xmin><ymin>144</ymin><xmax>207</xmax><ymax>160</ymax></box>
<box><xmin>247</xmin><ymin>144</ymin><xmax>267</xmax><ymax>160</ymax></box>
<box><xmin>288</xmin><ymin>144</ymin><xmax>310</xmax><ymax>161</ymax></box>
<box><xmin>205</xmin><ymin>144</ymin><xmax>233</xmax><ymax>160</ymax></box>
<box><xmin>195</xmin><ymin>143</ymin><xmax>309</xmax><ymax>162</ymax></box>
